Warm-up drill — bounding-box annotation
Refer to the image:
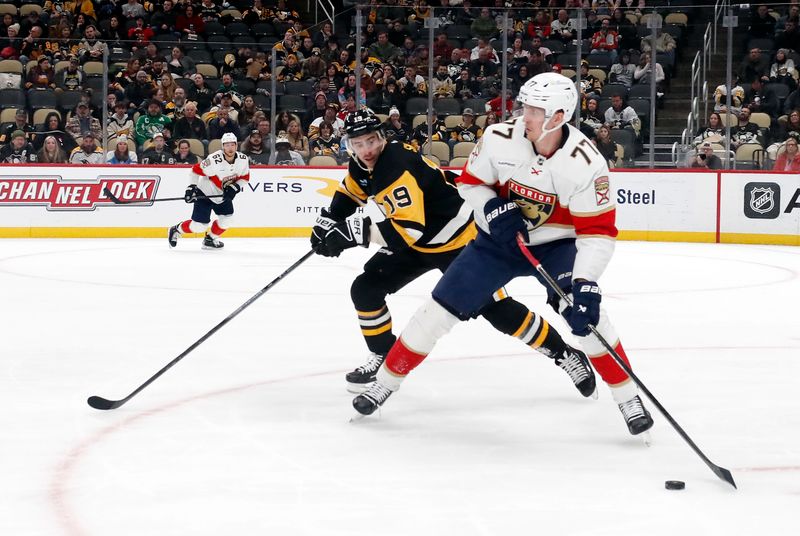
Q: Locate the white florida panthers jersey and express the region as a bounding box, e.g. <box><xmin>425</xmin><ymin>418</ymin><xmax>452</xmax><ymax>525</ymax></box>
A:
<box><xmin>190</xmin><ymin>150</ymin><xmax>251</xmax><ymax>203</ymax></box>
<box><xmin>456</xmin><ymin>117</ymin><xmax>616</xmax><ymax>282</ymax></box>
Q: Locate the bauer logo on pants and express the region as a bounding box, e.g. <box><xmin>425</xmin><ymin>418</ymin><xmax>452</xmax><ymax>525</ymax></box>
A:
<box><xmin>744</xmin><ymin>182</ymin><xmax>780</xmax><ymax>219</ymax></box>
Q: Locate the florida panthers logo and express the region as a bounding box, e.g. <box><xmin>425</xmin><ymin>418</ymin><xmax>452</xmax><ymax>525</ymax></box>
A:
<box><xmin>507</xmin><ymin>181</ymin><xmax>556</xmax><ymax>229</ymax></box>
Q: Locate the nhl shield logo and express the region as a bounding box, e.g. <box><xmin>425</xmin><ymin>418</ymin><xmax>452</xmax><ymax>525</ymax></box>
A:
<box><xmin>750</xmin><ymin>187</ymin><xmax>775</xmax><ymax>214</ymax></box>
<box><xmin>744</xmin><ymin>182</ymin><xmax>781</xmax><ymax>219</ymax></box>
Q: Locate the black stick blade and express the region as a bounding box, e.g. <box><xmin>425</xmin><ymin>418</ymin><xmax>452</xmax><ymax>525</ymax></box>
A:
<box><xmin>87</xmin><ymin>396</ymin><xmax>119</xmax><ymax>410</ymax></box>
<box><xmin>714</xmin><ymin>466</ymin><xmax>737</xmax><ymax>489</ymax></box>
<box><xmin>102</xmin><ymin>187</ymin><xmax>123</xmax><ymax>204</ymax></box>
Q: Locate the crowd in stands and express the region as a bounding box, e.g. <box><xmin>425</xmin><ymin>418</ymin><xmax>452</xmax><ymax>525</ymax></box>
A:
<box><xmin>0</xmin><ymin>0</ymin><xmax>688</xmax><ymax>169</ymax></box>
<box><xmin>701</xmin><ymin>3</ymin><xmax>800</xmax><ymax>171</ymax></box>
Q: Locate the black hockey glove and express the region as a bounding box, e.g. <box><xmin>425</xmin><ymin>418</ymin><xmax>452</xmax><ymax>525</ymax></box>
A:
<box><xmin>317</xmin><ymin>216</ymin><xmax>371</xmax><ymax>257</ymax></box>
<box><xmin>184</xmin><ymin>185</ymin><xmax>201</xmax><ymax>203</ymax></box>
<box><xmin>223</xmin><ymin>182</ymin><xmax>241</xmax><ymax>201</ymax></box>
<box><xmin>483</xmin><ymin>197</ymin><xmax>527</xmax><ymax>247</ymax></box>
<box><xmin>568</xmin><ymin>280</ymin><xmax>602</xmax><ymax>336</ymax></box>
<box><xmin>310</xmin><ymin>208</ymin><xmax>338</xmax><ymax>253</ymax></box>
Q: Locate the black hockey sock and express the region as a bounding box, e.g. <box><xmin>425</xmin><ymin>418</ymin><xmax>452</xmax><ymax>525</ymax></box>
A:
<box><xmin>481</xmin><ymin>298</ymin><xmax>566</xmax><ymax>358</ymax></box>
<box><xmin>356</xmin><ymin>304</ymin><xmax>396</xmax><ymax>355</ymax></box>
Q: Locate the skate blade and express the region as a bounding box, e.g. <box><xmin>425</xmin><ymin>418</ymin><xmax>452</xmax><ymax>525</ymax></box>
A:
<box><xmin>640</xmin><ymin>431</ymin><xmax>652</xmax><ymax>447</ymax></box>
<box><xmin>349</xmin><ymin>413</ymin><xmax>367</xmax><ymax>423</ymax></box>
<box><xmin>590</xmin><ymin>387</ymin><xmax>599</xmax><ymax>400</ymax></box>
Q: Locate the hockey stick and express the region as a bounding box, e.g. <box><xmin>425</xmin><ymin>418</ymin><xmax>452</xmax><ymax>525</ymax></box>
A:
<box><xmin>515</xmin><ymin>234</ymin><xmax>737</xmax><ymax>489</ymax></box>
<box><xmin>103</xmin><ymin>186</ymin><xmax>223</xmax><ymax>205</ymax></box>
<box><xmin>87</xmin><ymin>249</ymin><xmax>316</xmax><ymax>411</ymax></box>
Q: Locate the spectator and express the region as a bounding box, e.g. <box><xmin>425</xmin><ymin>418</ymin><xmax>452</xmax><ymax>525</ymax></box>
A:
<box><xmin>176</xmin><ymin>4</ymin><xmax>204</xmax><ymax>38</ymax></box>
<box><xmin>580</xmin><ymin>59</ymin><xmax>604</xmax><ymax>102</ymax></box>
<box><xmin>471</xmin><ymin>8</ymin><xmax>498</xmax><ymax>40</ymax></box>
<box><xmin>447</xmin><ymin>49</ymin><xmax>469</xmax><ymax>79</ymax></box>
<box><xmin>236</xmin><ymin>95</ymin><xmax>260</xmax><ymax>129</ymax></box>
<box><xmin>112</xmin><ymin>58</ymin><xmax>141</xmax><ymax>93</ymax></box>
<box><xmin>18</xmin><ymin>25</ymin><xmax>44</xmax><ymax>63</ymax></box>
<box><xmin>269</xmin><ymin>135</ymin><xmax>305</xmax><ymax>165</ymax></box>
<box><xmin>527</xmin><ymin>49</ymin><xmax>551</xmax><ymax>78</ymax></box>
<box><xmin>776</xmin><ymin>109</ymin><xmax>800</xmax><ymax>142</ymax></box>
<box><xmin>273</xmin><ymin>30</ymin><xmax>298</xmax><ymax>66</ymax></box>
<box><xmin>107</xmin><ymin>101</ymin><xmax>135</xmax><ymax>142</ymax></box>
<box><xmin>508</xmin><ymin>37</ymin><xmax>530</xmax><ymax>69</ymax></box>
<box><xmin>151</xmin><ymin>0</ymin><xmax>179</xmax><ymax>36</ymax></box>
<box><xmin>134</xmin><ymin>99</ymin><xmax>172</xmax><ymax>147</ymax></box>
<box><xmin>593</xmin><ymin>124</ymin><xmax>620</xmax><ymax>168</ymax></box>
<box><xmin>309</xmin><ymin>103</ymin><xmax>345</xmax><ymax>140</ymax></box>
<box><xmin>254</xmin><ymin>118</ymin><xmax>274</xmax><ymax>151</ymax></box>
<box><xmin>694</xmin><ymin>112</ymin><xmax>725</xmax><ymax>146</ymax></box>
<box><xmin>33</xmin><ymin>112</ymin><xmax>74</xmax><ymax>152</ymax></box>
<box><xmin>285</xmin><ymin>119</ymin><xmax>310</xmax><ymax>161</ymax></box>
<box><xmin>609</xmin><ymin>8</ymin><xmax>637</xmax><ymax>51</ymax></box>
<box><xmin>432</xmin><ymin>64</ymin><xmax>456</xmax><ymax>99</ymax></box>
<box><xmin>469</xmin><ymin>48</ymin><xmax>499</xmax><ymax>91</ymax></box>
<box><xmin>747</xmin><ymin>4</ymin><xmax>775</xmax><ymax>39</ymax></box>
<box><xmin>381</xmin><ymin>107</ymin><xmax>411</xmax><ymax>143</ymax></box>
<box><xmin>731</xmin><ymin>106</ymin><xmax>761</xmax><ymax>148</ymax></box>
<box><xmin>271</xmin><ymin>0</ymin><xmax>300</xmax><ymax>25</ymax></box>
<box><xmin>769</xmin><ymin>49</ymin><xmax>797</xmax><ymax>91</ymax></box>
<box><xmin>309</xmin><ymin>121</ymin><xmax>341</xmax><ymax>163</ymax></box>
<box><xmin>690</xmin><ymin>142</ymin><xmax>723</xmax><ymax>170</ymax></box>
<box><xmin>487</xmin><ymin>88</ymin><xmax>514</xmax><ymax>116</ymax></box>
<box><xmin>550</xmin><ymin>9</ymin><xmax>576</xmax><ymax>43</ymax></box>
<box><xmin>140</xmin><ymin>132</ymin><xmax>176</xmax><ymax>164</ymax></box>
<box><xmin>77</xmin><ymin>24</ymin><xmax>107</xmax><ymax>63</ymax></box>
<box><xmin>0</xmin><ymin>109</ymin><xmax>34</xmax><ymax>145</ymax></box>
<box><xmin>122</xmin><ymin>0</ymin><xmax>147</xmax><ymax>20</ymax></box>
<box><xmin>160</xmin><ymin>73</ymin><xmax>177</xmax><ymax>102</ymax></box>
<box><xmin>640</xmin><ymin>28</ymin><xmax>676</xmax><ymax>66</ymax></box>
<box><xmin>0</xmin><ymin>130</ymin><xmax>36</xmax><ymax>162</ymax></box>
<box><xmin>470</xmin><ymin>38</ymin><xmax>499</xmax><ymax>63</ymax></box>
<box><xmin>411</xmin><ymin>114</ymin><xmax>450</xmax><ymax>150</ymax></box>
<box><xmin>199</xmin><ymin>0</ymin><xmax>221</xmax><ymax>22</ymax></box>
<box><xmin>527</xmin><ymin>9</ymin><xmax>552</xmax><ymax>40</ymax></box>
<box><xmin>633</xmin><ymin>52</ymin><xmax>665</xmax><ymax>95</ymax></box>
<box><xmin>167</xmin><ymin>46</ymin><xmax>196</xmax><ymax>78</ymax></box>
<box><xmin>449</xmin><ymin>108</ymin><xmax>483</xmax><ymax>146</ymax></box>
<box><xmin>68</xmin><ymin>132</ymin><xmax>104</xmax><ymax>164</ymax></box>
<box><xmin>784</xmin><ymin>88</ymin><xmax>800</xmax><ymax>116</ymax></box>
<box><xmin>743</xmin><ymin>77</ymin><xmax>779</xmax><ymax>118</ymax></box>
<box><xmin>279</xmin><ymin>53</ymin><xmax>304</xmax><ymax>82</ymax></box>
<box><xmin>432</xmin><ymin>32</ymin><xmax>454</xmax><ymax>66</ymax></box>
<box><xmin>714</xmin><ymin>76</ymin><xmax>746</xmax><ymax>114</ymax></box>
<box><xmin>512</xmin><ymin>64</ymin><xmax>533</xmax><ymax>94</ymax></box>
<box><xmin>580</xmin><ymin>97</ymin><xmax>605</xmax><ymax>138</ymax></box>
<box><xmin>36</xmin><ymin>135</ymin><xmax>68</xmax><ymax>163</ymax></box>
<box><xmin>25</xmin><ymin>56</ymin><xmax>55</xmax><ymax>90</ymax></box>
<box><xmin>166</xmin><ymin>87</ymin><xmax>188</xmax><ymax>121</ymax></box>
<box><xmin>313</xmin><ymin>20</ymin><xmax>334</xmax><ymax>49</ymax></box>
<box><xmin>370</xmin><ymin>30</ymin><xmax>400</xmax><ymax>64</ymax></box>
<box><xmin>125</xmin><ymin>70</ymin><xmax>156</xmax><ymax>108</ymax></box>
<box><xmin>66</xmin><ymin>102</ymin><xmax>102</xmax><ymax>142</ymax></box>
<box><xmin>302</xmin><ymin>47</ymin><xmax>327</xmax><ymax>80</ymax></box>
<box><xmin>455</xmin><ymin>68</ymin><xmax>481</xmax><ymax>101</ymax></box>
<box><xmin>58</xmin><ymin>56</ymin><xmax>84</xmax><ymax>92</ymax></box>
<box><xmin>188</xmin><ymin>73</ymin><xmax>214</xmax><ymax>114</ymax></box>
<box><xmin>106</xmin><ymin>135</ymin><xmax>138</xmax><ymax>164</ymax></box>
<box><xmin>485</xmin><ymin>110</ymin><xmax>499</xmax><ymax>128</ymax></box>
<box><xmin>591</xmin><ymin>18</ymin><xmax>620</xmax><ymax>64</ymax></box>
<box><xmin>128</xmin><ymin>16</ymin><xmax>153</xmax><ymax>52</ymax></box>
<box><xmin>208</xmin><ymin>107</ymin><xmax>240</xmax><ymax>140</ymax></box>
<box><xmin>605</xmin><ymin>94</ymin><xmax>641</xmax><ymax>138</ymax></box>
<box><xmin>609</xmin><ymin>51</ymin><xmax>636</xmax><ymax>87</ymax></box>
<box><xmin>398</xmin><ymin>66</ymin><xmax>428</xmax><ymax>101</ymax></box>
<box><xmin>738</xmin><ymin>48</ymin><xmax>770</xmax><ymax>84</ymax></box>
<box><xmin>240</xmin><ymin>129</ymin><xmax>270</xmax><ymax>165</ymax></box>
<box><xmin>174</xmin><ymin>139</ymin><xmax>200</xmax><ymax>164</ymax></box>
<box><xmin>776</xmin><ymin>19</ymin><xmax>800</xmax><ymax>52</ymax></box>
<box><xmin>773</xmin><ymin>135</ymin><xmax>800</xmax><ymax>171</ymax></box>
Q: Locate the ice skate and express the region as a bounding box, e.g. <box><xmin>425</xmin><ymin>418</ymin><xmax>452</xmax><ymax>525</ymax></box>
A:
<box><xmin>554</xmin><ymin>346</ymin><xmax>597</xmax><ymax>399</ymax></box>
<box><xmin>202</xmin><ymin>234</ymin><xmax>224</xmax><ymax>249</ymax></box>
<box><xmin>352</xmin><ymin>380</ymin><xmax>394</xmax><ymax>417</ymax></box>
<box><xmin>618</xmin><ymin>394</ymin><xmax>654</xmax><ymax>437</ymax></box>
<box><xmin>168</xmin><ymin>225</ymin><xmax>180</xmax><ymax>248</ymax></box>
<box><xmin>346</xmin><ymin>352</ymin><xmax>386</xmax><ymax>394</ymax></box>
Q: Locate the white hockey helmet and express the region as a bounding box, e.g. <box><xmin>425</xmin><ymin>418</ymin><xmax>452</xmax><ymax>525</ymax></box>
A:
<box><xmin>221</xmin><ymin>132</ymin><xmax>238</xmax><ymax>145</ymax></box>
<box><xmin>517</xmin><ymin>73</ymin><xmax>578</xmax><ymax>140</ymax></box>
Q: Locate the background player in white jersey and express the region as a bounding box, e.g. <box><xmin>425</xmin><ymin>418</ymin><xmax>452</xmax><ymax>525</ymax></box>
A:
<box><xmin>313</xmin><ymin>109</ymin><xmax>596</xmax><ymax>398</ymax></box>
<box><xmin>353</xmin><ymin>73</ymin><xmax>654</xmax><ymax>437</ymax></box>
<box><xmin>168</xmin><ymin>132</ymin><xmax>250</xmax><ymax>250</ymax></box>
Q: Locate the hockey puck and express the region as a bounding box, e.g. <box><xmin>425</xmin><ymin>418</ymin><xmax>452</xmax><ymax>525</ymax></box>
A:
<box><xmin>665</xmin><ymin>480</ymin><xmax>685</xmax><ymax>490</ymax></box>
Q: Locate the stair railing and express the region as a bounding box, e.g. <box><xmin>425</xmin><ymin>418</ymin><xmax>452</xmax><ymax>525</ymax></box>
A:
<box><xmin>315</xmin><ymin>0</ymin><xmax>336</xmax><ymax>31</ymax></box>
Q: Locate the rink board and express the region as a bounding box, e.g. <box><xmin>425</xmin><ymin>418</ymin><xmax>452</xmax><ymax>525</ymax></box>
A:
<box><xmin>0</xmin><ymin>165</ymin><xmax>797</xmax><ymax>244</ymax></box>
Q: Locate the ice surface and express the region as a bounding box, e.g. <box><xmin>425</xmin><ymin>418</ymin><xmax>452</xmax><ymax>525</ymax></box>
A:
<box><xmin>1</xmin><ymin>238</ymin><xmax>798</xmax><ymax>535</ymax></box>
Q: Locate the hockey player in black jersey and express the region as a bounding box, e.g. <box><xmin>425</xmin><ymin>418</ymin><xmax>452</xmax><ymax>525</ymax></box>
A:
<box><xmin>311</xmin><ymin>109</ymin><xmax>597</xmax><ymax>398</ymax></box>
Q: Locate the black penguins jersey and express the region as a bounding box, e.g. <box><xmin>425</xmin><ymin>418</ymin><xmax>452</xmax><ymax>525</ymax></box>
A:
<box><xmin>330</xmin><ymin>141</ymin><xmax>475</xmax><ymax>253</ymax></box>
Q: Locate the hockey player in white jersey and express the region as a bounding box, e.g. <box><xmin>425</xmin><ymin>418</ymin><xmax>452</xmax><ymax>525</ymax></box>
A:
<box><xmin>353</xmin><ymin>72</ymin><xmax>654</xmax><ymax>437</ymax></box>
<box><xmin>168</xmin><ymin>132</ymin><xmax>250</xmax><ymax>249</ymax></box>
